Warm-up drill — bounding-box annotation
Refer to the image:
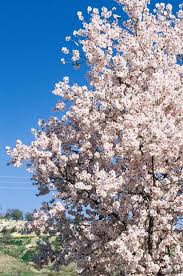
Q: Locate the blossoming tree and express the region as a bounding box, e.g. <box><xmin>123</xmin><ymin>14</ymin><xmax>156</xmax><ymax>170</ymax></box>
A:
<box><xmin>6</xmin><ymin>0</ymin><xmax>183</xmax><ymax>275</ymax></box>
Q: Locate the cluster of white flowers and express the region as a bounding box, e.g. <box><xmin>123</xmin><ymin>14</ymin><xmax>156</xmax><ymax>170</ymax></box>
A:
<box><xmin>7</xmin><ymin>0</ymin><xmax>183</xmax><ymax>275</ymax></box>
<box><xmin>72</xmin><ymin>49</ymin><xmax>80</xmax><ymax>62</ymax></box>
<box><xmin>61</xmin><ymin>47</ymin><xmax>69</xmax><ymax>54</ymax></box>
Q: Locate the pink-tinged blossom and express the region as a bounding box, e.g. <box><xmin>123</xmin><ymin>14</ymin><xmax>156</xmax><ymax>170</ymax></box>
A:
<box><xmin>6</xmin><ymin>0</ymin><xmax>183</xmax><ymax>275</ymax></box>
<box><xmin>61</xmin><ymin>47</ymin><xmax>69</xmax><ymax>54</ymax></box>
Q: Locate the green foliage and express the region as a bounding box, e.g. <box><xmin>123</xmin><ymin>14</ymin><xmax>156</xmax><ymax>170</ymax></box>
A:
<box><xmin>0</xmin><ymin>232</ymin><xmax>78</xmax><ymax>275</ymax></box>
<box><xmin>24</xmin><ymin>212</ymin><xmax>34</xmax><ymax>222</ymax></box>
<box><xmin>5</xmin><ymin>209</ymin><xmax>23</xmax><ymax>221</ymax></box>
<box><xmin>9</xmin><ymin>238</ymin><xmax>24</xmax><ymax>246</ymax></box>
<box><xmin>21</xmin><ymin>249</ymin><xmax>35</xmax><ymax>263</ymax></box>
<box><xmin>0</xmin><ymin>231</ymin><xmax>12</xmax><ymax>244</ymax></box>
<box><xmin>1</xmin><ymin>226</ymin><xmax>9</xmax><ymax>234</ymax></box>
<box><xmin>1</xmin><ymin>245</ymin><xmax>23</xmax><ymax>258</ymax></box>
<box><xmin>0</xmin><ymin>272</ymin><xmax>29</xmax><ymax>275</ymax></box>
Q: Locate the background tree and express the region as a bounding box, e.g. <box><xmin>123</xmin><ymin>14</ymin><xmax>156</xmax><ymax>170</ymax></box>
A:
<box><xmin>0</xmin><ymin>205</ymin><xmax>4</xmax><ymax>219</ymax></box>
<box><xmin>24</xmin><ymin>212</ymin><xmax>34</xmax><ymax>222</ymax></box>
<box><xmin>6</xmin><ymin>0</ymin><xmax>183</xmax><ymax>275</ymax></box>
<box><xmin>5</xmin><ymin>209</ymin><xmax>23</xmax><ymax>221</ymax></box>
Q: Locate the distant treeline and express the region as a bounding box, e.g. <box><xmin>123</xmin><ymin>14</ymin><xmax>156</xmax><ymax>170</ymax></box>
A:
<box><xmin>0</xmin><ymin>208</ymin><xmax>33</xmax><ymax>221</ymax></box>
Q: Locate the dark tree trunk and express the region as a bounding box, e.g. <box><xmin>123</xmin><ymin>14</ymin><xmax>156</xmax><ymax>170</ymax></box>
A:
<box><xmin>157</xmin><ymin>271</ymin><xmax>163</xmax><ymax>276</ymax></box>
<box><xmin>147</xmin><ymin>215</ymin><xmax>154</xmax><ymax>255</ymax></box>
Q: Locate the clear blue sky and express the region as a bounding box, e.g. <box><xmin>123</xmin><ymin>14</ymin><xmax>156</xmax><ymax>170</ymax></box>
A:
<box><xmin>0</xmin><ymin>0</ymin><xmax>181</xmax><ymax>212</ymax></box>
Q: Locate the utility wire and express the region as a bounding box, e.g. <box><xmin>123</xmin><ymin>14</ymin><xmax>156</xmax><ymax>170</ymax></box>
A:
<box><xmin>0</xmin><ymin>186</ymin><xmax>36</xmax><ymax>190</ymax></box>
<box><xmin>0</xmin><ymin>181</ymin><xmax>32</xmax><ymax>184</ymax></box>
<box><xmin>0</xmin><ymin>176</ymin><xmax>30</xmax><ymax>179</ymax></box>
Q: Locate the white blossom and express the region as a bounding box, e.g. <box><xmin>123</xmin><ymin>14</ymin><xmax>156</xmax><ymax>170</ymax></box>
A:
<box><xmin>6</xmin><ymin>1</ymin><xmax>183</xmax><ymax>275</ymax></box>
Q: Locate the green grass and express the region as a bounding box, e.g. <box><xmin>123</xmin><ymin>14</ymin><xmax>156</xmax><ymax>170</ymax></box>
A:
<box><xmin>0</xmin><ymin>253</ymin><xmax>30</xmax><ymax>273</ymax></box>
<box><xmin>0</xmin><ymin>234</ymin><xmax>78</xmax><ymax>275</ymax></box>
<box><xmin>0</xmin><ymin>272</ymin><xmax>39</xmax><ymax>276</ymax></box>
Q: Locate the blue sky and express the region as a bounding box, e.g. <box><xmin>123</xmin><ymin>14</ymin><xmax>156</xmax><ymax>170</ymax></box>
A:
<box><xmin>0</xmin><ymin>0</ymin><xmax>181</xmax><ymax>212</ymax></box>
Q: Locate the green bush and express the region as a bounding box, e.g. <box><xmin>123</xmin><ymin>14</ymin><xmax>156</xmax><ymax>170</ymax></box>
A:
<box><xmin>1</xmin><ymin>226</ymin><xmax>8</xmax><ymax>234</ymax></box>
<box><xmin>0</xmin><ymin>231</ymin><xmax>12</xmax><ymax>243</ymax></box>
<box><xmin>9</xmin><ymin>238</ymin><xmax>23</xmax><ymax>246</ymax></box>
<box><xmin>1</xmin><ymin>245</ymin><xmax>24</xmax><ymax>258</ymax></box>
<box><xmin>21</xmin><ymin>249</ymin><xmax>35</xmax><ymax>263</ymax></box>
<box><xmin>10</xmin><ymin>226</ymin><xmax>17</xmax><ymax>233</ymax></box>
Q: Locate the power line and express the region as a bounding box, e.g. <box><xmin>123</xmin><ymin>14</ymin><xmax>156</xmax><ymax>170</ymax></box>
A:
<box><xmin>0</xmin><ymin>181</ymin><xmax>32</xmax><ymax>184</ymax></box>
<box><xmin>0</xmin><ymin>186</ymin><xmax>36</xmax><ymax>190</ymax></box>
<box><xmin>0</xmin><ymin>176</ymin><xmax>30</xmax><ymax>179</ymax></box>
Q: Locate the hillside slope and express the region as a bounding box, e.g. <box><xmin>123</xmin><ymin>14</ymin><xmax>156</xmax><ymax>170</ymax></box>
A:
<box><xmin>0</xmin><ymin>252</ymin><xmax>29</xmax><ymax>273</ymax></box>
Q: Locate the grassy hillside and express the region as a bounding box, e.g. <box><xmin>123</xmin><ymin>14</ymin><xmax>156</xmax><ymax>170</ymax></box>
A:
<box><xmin>0</xmin><ymin>252</ymin><xmax>29</xmax><ymax>274</ymax></box>
<box><xmin>0</xmin><ymin>250</ymin><xmax>77</xmax><ymax>275</ymax></box>
<box><xmin>0</xmin><ymin>219</ymin><xmax>77</xmax><ymax>275</ymax></box>
<box><xmin>0</xmin><ymin>219</ymin><xmax>26</xmax><ymax>233</ymax></box>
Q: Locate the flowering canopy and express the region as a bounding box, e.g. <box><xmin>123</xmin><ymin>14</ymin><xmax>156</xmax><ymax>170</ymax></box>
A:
<box><xmin>7</xmin><ymin>0</ymin><xmax>183</xmax><ymax>275</ymax></box>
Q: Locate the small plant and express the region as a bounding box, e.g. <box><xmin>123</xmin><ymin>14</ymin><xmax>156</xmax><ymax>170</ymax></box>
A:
<box><xmin>9</xmin><ymin>238</ymin><xmax>23</xmax><ymax>246</ymax></box>
<box><xmin>21</xmin><ymin>249</ymin><xmax>34</xmax><ymax>263</ymax></box>
<box><xmin>10</xmin><ymin>226</ymin><xmax>17</xmax><ymax>233</ymax></box>
<box><xmin>1</xmin><ymin>231</ymin><xmax>12</xmax><ymax>243</ymax></box>
<box><xmin>1</xmin><ymin>226</ymin><xmax>8</xmax><ymax>234</ymax></box>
